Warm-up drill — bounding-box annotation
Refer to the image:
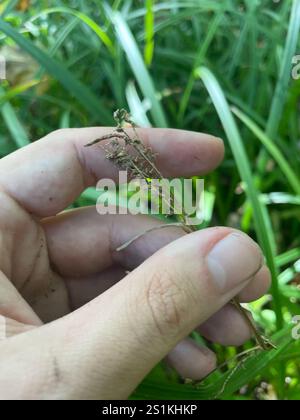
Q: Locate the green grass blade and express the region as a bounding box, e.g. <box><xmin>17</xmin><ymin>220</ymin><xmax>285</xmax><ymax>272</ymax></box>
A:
<box><xmin>178</xmin><ymin>13</ymin><xmax>222</xmax><ymax>122</ymax></box>
<box><xmin>276</xmin><ymin>248</ymin><xmax>300</xmax><ymax>268</ymax></box>
<box><xmin>125</xmin><ymin>81</ymin><xmax>152</xmax><ymax>127</ymax></box>
<box><xmin>133</xmin><ymin>328</ymin><xmax>293</xmax><ymax>399</ymax></box>
<box><xmin>206</xmin><ymin>331</ymin><xmax>293</xmax><ymax>399</ymax></box>
<box><xmin>29</xmin><ymin>7</ymin><xmax>115</xmax><ymax>55</ymax></box>
<box><xmin>232</xmin><ymin>106</ymin><xmax>300</xmax><ymax>195</ymax></box>
<box><xmin>0</xmin><ymin>0</ymin><xmax>18</xmax><ymax>17</ymax></box>
<box><xmin>261</xmin><ymin>192</ymin><xmax>300</xmax><ymax>206</ymax></box>
<box><xmin>196</xmin><ymin>66</ymin><xmax>283</xmax><ymax>328</ymax></box>
<box><xmin>59</xmin><ymin>110</ymin><xmax>70</xmax><ymax>129</ymax></box>
<box><xmin>1</xmin><ymin>104</ymin><xmax>29</xmax><ymax>148</ymax></box>
<box><xmin>0</xmin><ymin>87</ymin><xmax>29</xmax><ymax>148</ymax></box>
<box><xmin>105</xmin><ymin>7</ymin><xmax>168</xmax><ymax>128</ymax></box>
<box><xmin>144</xmin><ymin>0</ymin><xmax>155</xmax><ymax>67</ymax></box>
<box><xmin>36</xmin><ymin>17</ymin><xmax>79</xmax><ymax>80</ymax></box>
<box><xmin>0</xmin><ymin>80</ymin><xmax>40</xmax><ymax>107</ymax></box>
<box><xmin>256</xmin><ymin>1</ymin><xmax>300</xmax><ymax>177</ymax></box>
<box><xmin>0</xmin><ymin>18</ymin><xmax>112</xmax><ymax>123</ymax></box>
<box><xmin>266</xmin><ymin>0</ymin><xmax>300</xmax><ymax>139</ymax></box>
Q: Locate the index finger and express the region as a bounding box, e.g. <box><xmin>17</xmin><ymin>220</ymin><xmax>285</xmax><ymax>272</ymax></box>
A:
<box><xmin>0</xmin><ymin>127</ymin><xmax>224</xmax><ymax>217</ymax></box>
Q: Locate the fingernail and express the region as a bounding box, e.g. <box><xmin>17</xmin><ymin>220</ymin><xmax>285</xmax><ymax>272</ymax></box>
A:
<box><xmin>207</xmin><ymin>233</ymin><xmax>263</xmax><ymax>293</ymax></box>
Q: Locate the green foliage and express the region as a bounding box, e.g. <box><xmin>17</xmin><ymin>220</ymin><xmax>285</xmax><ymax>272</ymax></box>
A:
<box><xmin>1</xmin><ymin>0</ymin><xmax>300</xmax><ymax>400</ymax></box>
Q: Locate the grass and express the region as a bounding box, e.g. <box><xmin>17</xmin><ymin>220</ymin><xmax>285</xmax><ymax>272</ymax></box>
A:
<box><xmin>1</xmin><ymin>0</ymin><xmax>300</xmax><ymax>400</ymax></box>
<box><xmin>198</xmin><ymin>66</ymin><xmax>282</xmax><ymax>329</ymax></box>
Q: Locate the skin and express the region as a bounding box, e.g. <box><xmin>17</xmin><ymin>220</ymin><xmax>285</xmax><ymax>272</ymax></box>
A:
<box><xmin>0</xmin><ymin>127</ymin><xmax>271</xmax><ymax>400</ymax></box>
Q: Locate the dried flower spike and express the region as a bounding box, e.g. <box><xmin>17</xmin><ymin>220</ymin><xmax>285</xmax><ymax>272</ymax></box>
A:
<box><xmin>85</xmin><ymin>109</ymin><xmax>275</xmax><ymax>351</ymax></box>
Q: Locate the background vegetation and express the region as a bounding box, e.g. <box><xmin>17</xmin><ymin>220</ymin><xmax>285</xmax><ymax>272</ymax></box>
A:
<box><xmin>0</xmin><ymin>0</ymin><xmax>300</xmax><ymax>400</ymax></box>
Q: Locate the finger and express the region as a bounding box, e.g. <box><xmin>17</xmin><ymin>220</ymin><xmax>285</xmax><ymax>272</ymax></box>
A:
<box><xmin>37</xmin><ymin>205</ymin><xmax>269</xmax><ymax>327</ymax></box>
<box><xmin>196</xmin><ymin>267</ymin><xmax>271</xmax><ymax>347</ymax></box>
<box><xmin>198</xmin><ymin>304</ymin><xmax>253</xmax><ymax>347</ymax></box>
<box><xmin>0</xmin><ymin>271</ymin><xmax>42</xmax><ymax>326</ymax></box>
<box><xmin>0</xmin><ymin>315</ymin><xmax>36</xmax><ymax>340</ymax></box>
<box><xmin>43</xmin><ymin>208</ymin><xmax>269</xmax><ymax>316</ymax></box>
<box><xmin>166</xmin><ymin>338</ymin><xmax>216</xmax><ymax>381</ymax></box>
<box><xmin>0</xmin><ymin>128</ymin><xmax>224</xmax><ymax>217</ymax></box>
<box><xmin>43</xmin><ymin>207</ymin><xmax>185</xmax><ymax>277</ymax></box>
<box><xmin>66</xmin><ymin>262</ymin><xmax>270</xmax><ymax>312</ymax></box>
<box><xmin>35</xmin><ymin>210</ymin><xmax>185</xmax><ymax>319</ymax></box>
<box><xmin>66</xmin><ymin>267</ymin><xmax>126</xmax><ymax>310</ymax></box>
<box><xmin>238</xmin><ymin>266</ymin><xmax>271</xmax><ymax>302</ymax></box>
<box><xmin>0</xmin><ymin>227</ymin><xmax>263</xmax><ymax>399</ymax></box>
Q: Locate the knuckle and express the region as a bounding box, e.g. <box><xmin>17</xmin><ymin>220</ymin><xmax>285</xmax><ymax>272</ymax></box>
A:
<box><xmin>145</xmin><ymin>265</ymin><xmax>188</xmax><ymax>336</ymax></box>
<box><xmin>47</xmin><ymin>128</ymin><xmax>69</xmax><ymax>139</ymax></box>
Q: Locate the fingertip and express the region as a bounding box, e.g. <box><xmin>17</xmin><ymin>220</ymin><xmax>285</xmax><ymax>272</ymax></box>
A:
<box><xmin>238</xmin><ymin>265</ymin><xmax>272</xmax><ymax>303</ymax></box>
<box><xmin>166</xmin><ymin>339</ymin><xmax>217</xmax><ymax>381</ymax></box>
<box><xmin>210</xmin><ymin>136</ymin><xmax>225</xmax><ymax>168</ymax></box>
<box><xmin>194</xmin><ymin>134</ymin><xmax>224</xmax><ymax>175</ymax></box>
<box><xmin>145</xmin><ymin>128</ymin><xmax>225</xmax><ymax>176</ymax></box>
<box><xmin>199</xmin><ymin>304</ymin><xmax>253</xmax><ymax>347</ymax></box>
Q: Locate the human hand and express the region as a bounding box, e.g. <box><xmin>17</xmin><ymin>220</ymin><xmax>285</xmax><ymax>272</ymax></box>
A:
<box><xmin>0</xmin><ymin>128</ymin><xmax>270</xmax><ymax>399</ymax></box>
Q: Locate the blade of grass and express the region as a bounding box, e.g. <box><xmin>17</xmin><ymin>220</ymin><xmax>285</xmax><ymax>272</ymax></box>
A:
<box><xmin>178</xmin><ymin>12</ymin><xmax>222</xmax><ymax>123</ymax></box>
<box><xmin>144</xmin><ymin>0</ymin><xmax>155</xmax><ymax>67</ymax></box>
<box><xmin>29</xmin><ymin>7</ymin><xmax>115</xmax><ymax>55</ymax></box>
<box><xmin>276</xmin><ymin>248</ymin><xmax>300</xmax><ymax>268</ymax></box>
<box><xmin>102</xmin><ymin>0</ymin><xmax>124</xmax><ymax>32</ymax></box>
<box><xmin>125</xmin><ymin>81</ymin><xmax>152</xmax><ymax>127</ymax></box>
<box><xmin>59</xmin><ymin>110</ymin><xmax>70</xmax><ymax>129</ymax></box>
<box><xmin>105</xmin><ymin>7</ymin><xmax>168</xmax><ymax>128</ymax></box>
<box><xmin>0</xmin><ymin>88</ymin><xmax>29</xmax><ymax>148</ymax></box>
<box><xmin>196</xmin><ymin>66</ymin><xmax>283</xmax><ymax>329</ymax></box>
<box><xmin>36</xmin><ymin>17</ymin><xmax>79</xmax><ymax>79</ymax></box>
<box><xmin>133</xmin><ymin>328</ymin><xmax>293</xmax><ymax>399</ymax></box>
<box><xmin>266</xmin><ymin>0</ymin><xmax>300</xmax><ymax>139</ymax></box>
<box><xmin>258</xmin><ymin>0</ymin><xmax>300</xmax><ymax>173</ymax></box>
<box><xmin>232</xmin><ymin>106</ymin><xmax>300</xmax><ymax>196</ymax></box>
<box><xmin>0</xmin><ymin>18</ymin><xmax>112</xmax><ymax>123</ymax></box>
<box><xmin>136</xmin><ymin>8</ymin><xmax>206</xmax><ymax>43</ymax></box>
<box><xmin>128</xmin><ymin>1</ymin><xmax>222</xmax><ymax>20</ymax></box>
<box><xmin>261</xmin><ymin>192</ymin><xmax>300</xmax><ymax>206</ymax></box>
<box><xmin>228</xmin><ymin>15</ymin><xmax>250</xmax><ymax>78</ymax></box>
<box><xmin>0</xmin><ymin>79</ymin><xmax>40</xmax><ymax>107</ymax></box>
<box><xmin>0</xmin><ymin>0</ymin><xmax>18</xmax><ymax>17</ymax></box>
<box><xmin>206</xmin><ymin>330</ymin><xmax>293</xmax><ymax>400</ymax></box>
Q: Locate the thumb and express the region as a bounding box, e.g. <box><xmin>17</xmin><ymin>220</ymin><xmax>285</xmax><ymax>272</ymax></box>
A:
<box><xmin>0</xmin><ymin>227</ymin><xmax>263</xmax><ymax>400</ymax></box>
<box><xmin>64</xmin><ymin>227</ymin><xmax>263</xmax><ymax>399</ymax></box>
